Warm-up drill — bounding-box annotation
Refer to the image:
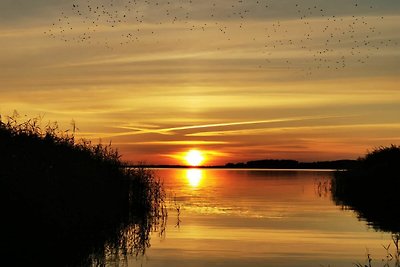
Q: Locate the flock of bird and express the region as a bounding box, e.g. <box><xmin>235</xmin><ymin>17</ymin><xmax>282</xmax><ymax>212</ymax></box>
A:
<box><xmin>45</xmin><ymin>0</ymin><xmax>398</xmax><ymax>74</ymax></box>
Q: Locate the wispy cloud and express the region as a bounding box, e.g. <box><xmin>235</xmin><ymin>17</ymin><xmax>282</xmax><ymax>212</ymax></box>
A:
<box><xmin>114</xmin><ymin>140</ymin><xmax>230</xmax><ymax>146</ymax></box>
<box><xmin>117</xmin><ymin>115</ymin><xmax>350</xmax><ymax>135</ymax></box>
<box><xmin>186</xmin><ymin>123</ymin><xmax>400</xmax><ymax>137</ymax></box>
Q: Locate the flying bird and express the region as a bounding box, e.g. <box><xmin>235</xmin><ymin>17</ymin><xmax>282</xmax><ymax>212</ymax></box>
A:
<box><xmin>45</xmin><ymin>0</ymin><xmax>397</xmax><ymax>74</ymax></box>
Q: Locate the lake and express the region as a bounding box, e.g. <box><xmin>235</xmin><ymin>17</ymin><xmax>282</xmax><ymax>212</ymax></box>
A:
<box><xmin>124</xmin><ymin>169</ymin><xmax>393</xmax><ymax>267</ymax></box>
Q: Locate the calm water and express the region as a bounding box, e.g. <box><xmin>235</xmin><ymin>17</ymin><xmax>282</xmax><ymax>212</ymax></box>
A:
<box><xmin>127</xmin><ymin>169</ymin><xmax>392</xmax><ymax>267</ymax></box>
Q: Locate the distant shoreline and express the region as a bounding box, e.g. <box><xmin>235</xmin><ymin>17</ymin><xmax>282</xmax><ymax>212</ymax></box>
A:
<box><xmin>128</xmin><ymin>166</ymin><xmax>336</xmax><ymax>171</ymax></box>
<box><xmin>127</xmin><ymin>159</ymin><xmax>356</xmax><ymax>170</ymax></box>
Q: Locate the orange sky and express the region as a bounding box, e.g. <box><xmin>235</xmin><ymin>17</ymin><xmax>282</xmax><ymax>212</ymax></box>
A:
<box><xmin>1</xmin><ymin>0</ymin><xmax>400</xmax><ymax>165</ymax></box>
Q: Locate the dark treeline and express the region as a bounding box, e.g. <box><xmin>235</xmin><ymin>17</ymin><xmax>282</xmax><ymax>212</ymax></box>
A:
<box><xmin>225</xmin><ymin>159</ymin><xmax>357</xmax><ymax>169</ymax></box>
<box><xmin>331</xmin><ymin>145</ymin><xmax>400</xmax><ymax>233</ymax></box>
<box><xmin>0</xmin><ymin>116</ymin><xmax>166</xmax><ymax>266</ymax></box>
<box><xmin>129</xmin><ymin>160</ymin><xmax>357</xmax><ymax>169</ymax></box>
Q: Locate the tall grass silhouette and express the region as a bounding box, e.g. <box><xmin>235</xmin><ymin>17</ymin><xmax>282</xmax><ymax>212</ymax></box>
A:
<box><xmin>352</xmin><ymin>234</ymin><xmax>400</xmax><ymax>267</ymax></box>
<box><xmin>0</xmin><ymin>114</ymin><xmax>167</xmax><ymax>266</ymax></box>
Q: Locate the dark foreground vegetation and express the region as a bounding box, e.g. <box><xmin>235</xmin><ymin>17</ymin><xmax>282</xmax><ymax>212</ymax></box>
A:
<box><xmin>0</xmin><ymin>116</ymin><xmax>166</xmax><ymax>266</ymax></box>
<box><xmin>331</xmin><ymin>145</ymin><xmax>400</xmax><ymax>233</ymax></box>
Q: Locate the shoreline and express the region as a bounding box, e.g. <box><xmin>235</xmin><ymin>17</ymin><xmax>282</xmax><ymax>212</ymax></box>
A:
<box><xmin>126</xmin><ymin>165</ymin><xmax>337</xmax><ymax>171</ymax></box>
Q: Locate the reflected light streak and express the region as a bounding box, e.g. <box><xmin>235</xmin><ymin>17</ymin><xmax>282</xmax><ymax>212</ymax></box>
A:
<box><xmin>186</xmin><ymin>169</ymin><xmax>203</xmax><ymax>188</ymax></box>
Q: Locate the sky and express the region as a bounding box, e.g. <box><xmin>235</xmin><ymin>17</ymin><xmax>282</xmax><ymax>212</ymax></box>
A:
<box><xmin>1</xmin><ymin>0</ymin><xmax>400</xmax><ymax>165</ymax></box>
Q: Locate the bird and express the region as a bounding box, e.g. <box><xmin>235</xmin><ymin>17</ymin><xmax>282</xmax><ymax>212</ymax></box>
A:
<box><xmin>45</xmin><ymin>0</ymin><xmax>397</xmax><ymax>74</ymax></box>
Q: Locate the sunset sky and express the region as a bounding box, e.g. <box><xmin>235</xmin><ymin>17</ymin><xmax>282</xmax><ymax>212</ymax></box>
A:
<box><xmin>1</xmin><ymin>0</ymin><xmax>399</xmax><ymax>165</ymax></box>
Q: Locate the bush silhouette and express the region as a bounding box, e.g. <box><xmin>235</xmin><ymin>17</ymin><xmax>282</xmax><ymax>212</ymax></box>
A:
<box><xmin>331</xmin><ymin>145</ymin><xmax>400</xmax><ymax>233</ymax></box>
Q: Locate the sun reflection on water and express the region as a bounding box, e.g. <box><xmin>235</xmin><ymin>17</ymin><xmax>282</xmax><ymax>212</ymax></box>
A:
<box><xmin>186</xmin><ymin>169</ymin><xmax>203</xmax><ymax>187</ymax></box>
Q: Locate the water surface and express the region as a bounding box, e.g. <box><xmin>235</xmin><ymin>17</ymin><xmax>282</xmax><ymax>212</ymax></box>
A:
<box><xmin>128</xmin><ymin>169</ymin><xmax>392</xmax><ymax>266</ymax></box>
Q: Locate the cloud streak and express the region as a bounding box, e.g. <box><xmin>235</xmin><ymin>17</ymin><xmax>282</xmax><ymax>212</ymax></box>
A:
<box><xmin>186</xmin><ymin>123</ymin><xmax>400</xmax><ymax>137</ymax></box>
<box><xmin>116</xmin><ymin>115</ymin><xmax>351</xmax><ymax>136</ymax></box>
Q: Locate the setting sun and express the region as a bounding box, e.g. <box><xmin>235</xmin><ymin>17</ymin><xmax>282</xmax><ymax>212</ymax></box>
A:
<box><xmin>184</xmin><ymin>149</ymin><xmax>205</xmax><ymax>166</ymax></box>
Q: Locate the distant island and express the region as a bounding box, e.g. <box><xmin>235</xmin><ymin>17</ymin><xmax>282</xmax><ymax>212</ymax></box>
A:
<box><xmin>129</xmin><ymin>159</ymin><xmax>358</xmax><ymax>170</ymax></box>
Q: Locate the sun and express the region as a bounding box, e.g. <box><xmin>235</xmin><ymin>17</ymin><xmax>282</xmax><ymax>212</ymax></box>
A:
<box><xmin>184</xmin><ymin>149</ymin><xmax>205</xmax><ymax>166</ymax></box>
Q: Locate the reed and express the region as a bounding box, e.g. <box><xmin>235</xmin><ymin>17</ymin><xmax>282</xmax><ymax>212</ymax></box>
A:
<box><xmin>0</xmin><ymin>114</ymin><xmax>166</xmax><ymax>266</ymax></box>
<box><xmin>354</xmin><ymin>234</ymin><xmax>400</xmax><ymax>267</ymax></box>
